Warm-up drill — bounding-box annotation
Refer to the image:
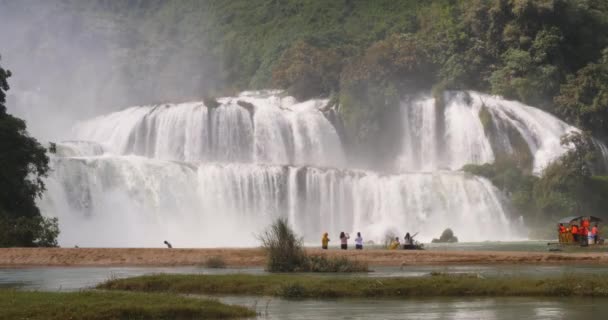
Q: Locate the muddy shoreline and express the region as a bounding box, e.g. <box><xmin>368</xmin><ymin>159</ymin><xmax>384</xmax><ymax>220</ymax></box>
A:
<box><xmin>1</xmin><ymin>248</ymin><xmax>607</xmax><ymax>267</ymax></box>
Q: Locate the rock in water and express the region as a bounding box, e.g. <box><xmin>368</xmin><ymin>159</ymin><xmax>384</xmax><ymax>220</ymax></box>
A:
<box><xmin>432</xmin><ymin>228</ymin><xmax>459</xmax><ymax>243</ymax></box>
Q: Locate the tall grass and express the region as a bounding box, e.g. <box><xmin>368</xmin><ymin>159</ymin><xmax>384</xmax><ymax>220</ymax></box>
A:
<box><xmin>259</xmin><ymin>218</ymin><xmax>367</xmax><ymax>272</ymax></box>
<box><xmin>258</xmin><ymin>217</ymin><xmax>307</xmax><ymax>272</ymax></box>
<box><xmin>204</xmin><ymin>255</ymin><xmax>227</xmax><ymax>268</ymax></box>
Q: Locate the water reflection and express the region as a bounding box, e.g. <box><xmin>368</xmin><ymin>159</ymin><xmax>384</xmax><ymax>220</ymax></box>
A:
<box><xmin>0</xmin><ymin>266</ymin><xmax>264</xmax><ymax>291</ymax></box>
<box><xmin>219</xmin><ymin>296</ymin><xmax>607</xmax><ymax>320</ymax></box>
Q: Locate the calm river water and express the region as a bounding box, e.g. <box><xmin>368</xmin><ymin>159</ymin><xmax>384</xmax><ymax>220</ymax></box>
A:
<box><xmin>2</xmin><ymin>265</ymin><xmax>608</xmax><ymax>319</ymax></box>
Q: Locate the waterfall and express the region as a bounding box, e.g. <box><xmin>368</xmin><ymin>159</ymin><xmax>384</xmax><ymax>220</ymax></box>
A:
<box><xmin>398</xmin><ymin>91</ymin><xmax>577</xmax><ymax>174</ymax></box>
<box><xmin>593</xmin><ymin>138</ymin><xmax>608</xmax><ymax>173</ymax></box>
<box><xmin>74</xmin><ymin>91</ymin><xmax>345</xmax><ymax>168</ymax></box>
<box><xmin>54</xmin><ymin>141</ymin><xmax>105</xmax><ymax>157</ymax></box>
<box><xmin>41</xmin><ymin>156</ymin><xmax>519</xmax><ymax>247</ymax></box>
<box><xmin>38</xmin><ymin>90</ymin><xmax>557</xmax><ymax>247</ymax></box>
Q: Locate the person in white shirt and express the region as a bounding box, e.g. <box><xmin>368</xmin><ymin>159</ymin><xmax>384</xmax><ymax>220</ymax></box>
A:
<box><xmin>355</xmin><ymin>232</ymin><xmax>363</xmax><ymax>250</ymax></box>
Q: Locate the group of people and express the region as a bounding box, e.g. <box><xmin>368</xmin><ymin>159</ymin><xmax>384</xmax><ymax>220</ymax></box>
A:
<box><xmin>321</xmin><ymin>231</ymin><xmax>418</xmax><ymax>250</ymax></box>
<box><xmin>558</xmin><ymin>218</ymin><xmax>601</xmax><ymax>245</ymax></box>
<box><xmin>322</xmin><ymin>232</ymin><xmax>363</xmax><ymax>250</ymax></box>
<box><xmin>388</xmin><ymin>232</ymin><xmax>417</xmax><ymax>250</ymax></box>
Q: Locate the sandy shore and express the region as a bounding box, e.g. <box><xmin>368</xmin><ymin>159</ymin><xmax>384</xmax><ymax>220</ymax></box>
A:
<box><xmin>1</xmin><ymin>248</ymin><xmax>608</xmax><ymax>267</ymax></box>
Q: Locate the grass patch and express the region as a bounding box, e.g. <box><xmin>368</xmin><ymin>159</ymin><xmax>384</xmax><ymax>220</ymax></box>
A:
<box><xmin>98</xmin><ymin>273</ymin><xmax>608</xmax><ymax>299</ymax></box>
<box><xmin>305</xmin><ymin>255</ymin><xmax>368</xmax><ymax>272</ymax></box>
<box><xmin>204</xmin><ymin>256</ymin><xmax>227</xmax><ymax>269</ymax></box>
<box><xmin>0</xmin><ymin>289</ymin><xmax>255</xmax><ymax>319</ymax></box>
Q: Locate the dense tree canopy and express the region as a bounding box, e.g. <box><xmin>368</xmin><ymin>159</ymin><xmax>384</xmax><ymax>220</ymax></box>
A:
<box><xmin>0</xmin><ymin>56</ymin><xmax>58</xmax><ymax>247</ymax></box>
<box><xmin>555</xmin><ymin>50</ymin><xmax>608</xmax><ymax>139</ymax></box>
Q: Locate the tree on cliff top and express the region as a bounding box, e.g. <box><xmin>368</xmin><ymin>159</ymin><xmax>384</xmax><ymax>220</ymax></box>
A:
<box><xmin>0</xmin><ymin>55</ymin><xmax>58</xmax><ymax>247</ymax></box>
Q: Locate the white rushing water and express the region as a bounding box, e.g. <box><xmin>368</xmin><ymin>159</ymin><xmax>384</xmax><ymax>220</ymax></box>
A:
<box><xmin>41</xmin><ymin>156</ymin><xmax>519</xmax><ymax>247</ymax></box>
<box><xmin>594</xmin><ymin>139</ymin><xmax>608</xmax><ymax>172</ymax></box>
<box><xmin>73</xmin><ymin>91</ymin><xmax>344</xmax><ymax>168</ymax></box>
<box><xmin>399</xmin><ymin>91</ymin><xmax>577</xmax><ymax>174</ymax></box>
<box><xmin>45</xmin><ymin>90</ymin><xmax>600</xmax><ymax>247</ymax></box>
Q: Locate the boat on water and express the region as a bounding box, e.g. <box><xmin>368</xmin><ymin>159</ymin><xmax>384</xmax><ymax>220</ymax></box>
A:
<box><xmin>548</xmin><ymin>216</ymin><xmax>604</xmax><ymax>250</ymax></box>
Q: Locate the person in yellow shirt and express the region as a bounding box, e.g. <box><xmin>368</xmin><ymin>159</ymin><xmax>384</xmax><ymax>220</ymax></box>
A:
<box><xmin>388</xmin><ymin>237</ymin><xmax>400</xmax><ymax>250</ymax></box>
<box><xmin>321</xmin><ymin>232</ymin><xmax>330</xmax><ymax>250</ymax></box>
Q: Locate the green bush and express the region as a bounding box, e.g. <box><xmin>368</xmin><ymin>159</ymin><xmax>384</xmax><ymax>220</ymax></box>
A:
<box><xmin>259</xmin><ymin>218</ymin><xmax>368</xmax><ymax>273</ymax></box>
<box><xmin>278</xmin><ymin>283</ymin><xmax>306</xmax><ymax>299</ymax></box>
<box><xmin>0</xmin><ymin>215</ymin><xmax>59</xmax><ymax>248</ymax></box>
<box><xmin>258</xmin><ymin>217</ymin><xmax>307</xmax><ymax>272</ymax></box>
<box><xmin>204</xmin><ymin>256</ymin><xmax>227</xmax><ymax>269</ymax></box>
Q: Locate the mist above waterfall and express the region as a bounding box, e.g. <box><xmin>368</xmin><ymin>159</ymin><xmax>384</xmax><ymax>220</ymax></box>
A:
<box><xmin>0</xmin><ymin>0</ymin><xmax>219</xmax><ymax>141</ymax></box>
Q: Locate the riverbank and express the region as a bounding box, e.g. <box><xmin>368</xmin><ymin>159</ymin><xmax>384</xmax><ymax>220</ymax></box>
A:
<box><xmin>0</xmin><ymin>289</ymin><xmax>254</xmax><ymax>320</ymax></box>
<box><xmin>99</xmin><ymin>273</ymin><xmax>608</xmax><ymax>298</ymax></box>
<box><xmin>2</xmin><ymin>247</ymin><xmax>608</xmax><ymax>267</ymax></box>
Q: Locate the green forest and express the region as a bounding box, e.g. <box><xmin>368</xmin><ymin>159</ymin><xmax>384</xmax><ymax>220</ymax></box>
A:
<box><xmin>1</xmin><ymin>0</ymin><xmax>608</xmax><ymax>241</ymax></box>
<box><xmin>0</xmin><ymin>57</ymin><xmax>58</xmax><ymax>247</ymax></box>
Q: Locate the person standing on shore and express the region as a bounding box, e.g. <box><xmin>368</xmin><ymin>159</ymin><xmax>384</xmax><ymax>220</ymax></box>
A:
<box><xmin>355</xmin><ymin>232</ymin><xmax>363</xmax><ymax>250</ymax></box>
<box><xmin>404</xmin><ymin>232</ymin><xmax>415</xmax><ymax>249</ymax></box>
<box><xmin>322</xmin><ymin>233</ymin><xmax>330</xmax><ymax>250</ymax></box>
<box><xmin>580</xmin><ymin>224</ymin><xmax>589</xmax><ymax>246</ymax></box>
<box><xmin>340</xmin><ymin>232</ymin><xmax>350</xmax><ymax>250</ymax></box>
<box><xmin>592</xmin><ymin>224</ymin><xmax>599</xmax><ymax>244</ymax></box>
<box><xmin>571</xmin><ymin>224</ymin><xmax>579</xmax><ymax>243</ymax></box>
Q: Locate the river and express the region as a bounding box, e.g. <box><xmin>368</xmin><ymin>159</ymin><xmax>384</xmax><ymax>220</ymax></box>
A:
<box><xmin>2</xmin><ymin>265</ymin><xmax>607</xmax><ymax>319</ymax></box>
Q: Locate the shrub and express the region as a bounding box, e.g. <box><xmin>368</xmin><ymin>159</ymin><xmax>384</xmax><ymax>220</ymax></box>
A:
<box><xmin>278</xmin><ymin>283</ymin><xmax>306</xmax><ymax>299</ymax></box>
<box><xmin>259</xmin><ymin>218</ymin><xmax>368</xmax><ymax>273</ymax></box>
<box><xmin>258</xmin><ymin>217</ymin><xmax>307</xmax><ymax>272</ymax></box>
<box><xmin>204</xmin><ymin>256</ymin><xmax>227</xmax><ymax>269</ymax></box>
<box><xmin>0</xmin><ymin>215</ymin><xmax>59</xmax><ymax>247</ymax></box>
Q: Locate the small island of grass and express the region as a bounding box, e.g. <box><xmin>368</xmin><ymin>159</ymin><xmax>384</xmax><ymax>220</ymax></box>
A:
<box><xmin>98</xmin><ymin>273</ymin><xmax>608</xmax><ymax>299</ymax></box>
<box><xmin>0</xmin><ymin>289</ymin><xmax>255</xmax><ymax>320</ymax></box>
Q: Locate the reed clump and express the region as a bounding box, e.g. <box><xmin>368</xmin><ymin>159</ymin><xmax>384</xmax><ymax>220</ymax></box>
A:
<box><xmin>258</xmin><ymin>217</ymin><xmax>367</xmax><ymax>272</ymax></box>
<box><xmin>204</xmin><ymin>255</ymin><xmax>227</xmax><ymax>268</ymax></box>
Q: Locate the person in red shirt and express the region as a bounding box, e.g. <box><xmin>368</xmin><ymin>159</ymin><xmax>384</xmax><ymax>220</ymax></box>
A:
<box><xmin>592</xmin><ymin>224</ymin><xmax>599</xmax><ymax>244</ymax></box>
<box><xmin>580</xmin><ymin>224</ymin><xmax>588</xmax><ymax>246</ymax></box>
<box><xmin>571</xmin><ymin>224</ymin><xmax>579</xmax><ymax>243</ymax></box>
